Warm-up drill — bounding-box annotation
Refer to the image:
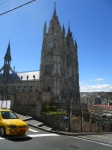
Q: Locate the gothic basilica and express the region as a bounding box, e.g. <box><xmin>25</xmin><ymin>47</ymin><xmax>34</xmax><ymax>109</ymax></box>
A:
<box><xmin>0</xmin><ymin>5</ymin><xmax>80</xmax><ymax>114</ymax></box>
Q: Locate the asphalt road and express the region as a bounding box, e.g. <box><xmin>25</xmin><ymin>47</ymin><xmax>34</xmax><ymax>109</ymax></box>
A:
<box><xmin>0</xmin><ymin>126</ymin><xmax>112</xmax><ymax>150</ymax></box>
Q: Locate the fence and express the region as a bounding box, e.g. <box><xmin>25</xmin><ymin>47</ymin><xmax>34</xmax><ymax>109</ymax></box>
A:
<box><xmin>96</xmin><ymin>117</ymin><xmax>112</xmax><ymax>132</ymax></box>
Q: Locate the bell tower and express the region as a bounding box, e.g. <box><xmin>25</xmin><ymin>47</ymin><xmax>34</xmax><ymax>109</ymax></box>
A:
<box><xmin>40</xmin><ymin>3</ymin><xmax>80</xmax><ymax>103</ymax></box>
<box><xmin>0</xmin><ymin>42</ymin><xmax>14</xmax><ymax>82</ymax></box>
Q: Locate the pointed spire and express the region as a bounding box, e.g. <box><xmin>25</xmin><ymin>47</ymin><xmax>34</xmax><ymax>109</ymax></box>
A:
<box><xmin>68</xmin><ymin>21</ymin><xmax>70</xmax><ymax>33</ymax></box>
<box><xmin>51</xmin><ymin>1</ymin><xmax>58</xmax><ymax>21</ymax></box>
<box><xmin>4</xmin><ymin>41</ymin><xmax>11</xmax><ymax>62</ymax></box>
<box><xmin>54</xmin><ymin>1</ymin><xmax>56</xmax><ymax>9</ymax></box>
<box><xmin>53</xmin><ymin>1</ymin><xmax>56</xmax><ymax>17</ymax></box>
<box><xmin>67</xmin><ymin>21</ymin><xmax>72</xmax><ymax>38</ymax></box>
<box><xmin>48</xmin><ymin>2</ymin><xmax>61</xmax><ymax>35</ymax></box>
<box><xmin>44</xmin><ymin>21</ymin><xmax>47</xmax><ymax>31</ymax></box>
<box><xmin>62</xmin><ymin>24</ymin><xmax>65</xmax><ymax>32</ymax></box>
<box><xmin>2</xmin><ymin>41</ymin><xmax>12</xmax><ymax>77</ymax></box>
<box><xmin>75</xmin><ymin>40</ymin><xmax>78</xmax><ymax>47</ymax></box>
<box><xmin>62</xmin><ymin>24</ymin><xmax>65</xmax><ymax>38</ymax></box>
<box><xmin>43</xmin><ymin>21</ymin><xmax>47</xmax><ymax>39</ymax></box>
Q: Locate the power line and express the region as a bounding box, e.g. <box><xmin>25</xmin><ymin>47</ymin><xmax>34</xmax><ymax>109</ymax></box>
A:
<box><xmin>0</xmin><ymin>0</ymin><xmax>36</xmax><ymax>16</ymax></box>
<box><xmin>0</xmin><ymin>0</ymin><xmax>9</xmax><ymax>6</ymax></box>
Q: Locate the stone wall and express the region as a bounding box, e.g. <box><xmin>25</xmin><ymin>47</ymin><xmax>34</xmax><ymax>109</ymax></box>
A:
<box><xmin>13</xmin><ymin>105</ymin><xmax>37</xmax><ymax>117</ymax></box>
<box><xmin>40</xmin><ymin>114</ymin><xmax>97</xmax><ymax>132</ymax></box>
<box><xmin>40</xmin><ymin>114</ymin><xmax>65</xmax><ymax>129</ymax></box>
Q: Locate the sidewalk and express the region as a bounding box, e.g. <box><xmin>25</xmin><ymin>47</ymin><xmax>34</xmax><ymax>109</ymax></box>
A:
<box><xmin>16</xmin><ymin>113</ymin><xmax>98</xmax><ymax>136</ymax></box>
<box><xmin>16</xmin><ymin>113</ymin><xmax>53</xmax><ymax>131</ymax></box>
<box><xmin>15</xmin><ymin>113</ymin><xmax>112</xmax><ymax>146</ymax></box>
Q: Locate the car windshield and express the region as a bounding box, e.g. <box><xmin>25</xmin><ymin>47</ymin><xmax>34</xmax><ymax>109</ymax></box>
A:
<box><xmin>1</xmin><ymin>111</ymin><xmax>19</xmax><ymax>119</ymax></box>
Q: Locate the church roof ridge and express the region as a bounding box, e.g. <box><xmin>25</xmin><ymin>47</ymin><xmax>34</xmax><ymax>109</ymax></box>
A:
<box><xmin>17</xmin><ymin>70</ymin><xmax>40</xmax><ymax>73</ymax></box>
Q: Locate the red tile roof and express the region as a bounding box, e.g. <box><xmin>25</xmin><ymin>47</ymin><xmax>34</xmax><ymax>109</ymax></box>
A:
<box><xmin>93</xmin><ymin>104</ymin><xmax>112</xmax><ymax>109</ymax></box>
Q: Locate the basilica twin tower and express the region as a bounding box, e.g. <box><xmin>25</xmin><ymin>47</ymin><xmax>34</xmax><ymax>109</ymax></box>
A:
<box><xmin>39</xmin><ymin>5</ymin><xmax>80</xmax><ymax>103</ymax></box>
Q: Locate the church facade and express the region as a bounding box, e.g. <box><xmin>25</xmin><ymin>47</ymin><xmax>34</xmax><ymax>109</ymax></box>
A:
<box><xmin>39</xmin><ymin>5</ymin><xmax>80</xmax><ymax>103</ymax></box>
<box><xmin>0</xmin><ymin>5</ymin><xmax>80</xmax><ymax>113</ymax></box>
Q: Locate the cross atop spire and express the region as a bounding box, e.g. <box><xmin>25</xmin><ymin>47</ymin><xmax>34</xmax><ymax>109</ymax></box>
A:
<box><xmin>54</xmin><ymin>1</ymin><xmax>56</xmax><ymax>9</ymax></box>
<box><xmin>53</xmin><ymin>1</ymin><xmax>57</xmax><ymax>17</ymax></box>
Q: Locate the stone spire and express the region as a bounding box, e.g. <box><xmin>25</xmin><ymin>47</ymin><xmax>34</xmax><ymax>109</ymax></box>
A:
<box><xmin>62</xmin><ymin>24</ymin><xmax>65</xmax><ymax>38</ymax></box>
<box><xmin>0</xmin><ymin>42</ymin><xmax>14</xmax><ymax>81</ymax></box>
<box><xmin>43</xmin><ymin>21</ymin><xmax>47</xmax><ymax>40</ymax></box>
<box><xmin>53</xmin><ymin>2</ymin><xmax>56</xmax><ymax>18</ymax></box>
<box><xmin>3</xmin><ymin>41</ymin><xmax>12</xmax><ymax>76</ymax></box>
<box><xmin>4</xmin><ymin>41</ymin><xmax>11</xmax><ymax>65</ymax></box>
<box><xmin>48</xmin><ymin>2</ymin><xmax>61</xmax><ymax>35</ymax></box>
<box><xmin>67</xmin><ymin>21</ymin><xmax>72</xmax><ymax>37</ymax></box>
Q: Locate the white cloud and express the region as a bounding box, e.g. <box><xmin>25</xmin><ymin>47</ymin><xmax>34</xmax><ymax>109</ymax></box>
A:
<box><xmin>80</xmin><ymin>84</ymin><xmax>112</xmax><ymax>92</ymax></box>
<box><xmin>80</xmin><ymin>81</ymin><xmax>88</xmax><ymax>85</ymax></box>
<box><xmin>94</xmin><ymin>78</ymin><xmax>104</xmax><ymax>82</ymax></box>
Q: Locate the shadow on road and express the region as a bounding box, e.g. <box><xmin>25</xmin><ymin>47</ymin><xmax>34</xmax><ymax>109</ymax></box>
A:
<box><xmin>5</xmin><ymin>134</ymin><xmax>32</xmax><ymax>142</ymax></box>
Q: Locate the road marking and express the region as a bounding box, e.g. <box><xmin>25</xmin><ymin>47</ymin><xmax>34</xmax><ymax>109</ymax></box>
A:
<box><xmin>0</xmin><ymin>137</ymin><xmax>4</xmax><ymax>140</ymax></box>
<box><xmin>28</xmin><ymin>133</ymin><xmax>60</xmax><ymax>137</ymax></box>
<box><xmin>92</xmin><ymin>134</ymin><xmax>112</xmax><ymax>140</ymax></box>
<box><xmin>0</xmin><ymin>133</ymin><xmax>60</xmax><ymax>140</ymax></box>
<box><xmin>29</xmin><ymin>128</ymin><xmax>39</xmax><ymax>132</ymax></box>
<box><xmin>72</xmin><ymin>136</ymin><xmax>112</xmax><ymax>147</ymax></box>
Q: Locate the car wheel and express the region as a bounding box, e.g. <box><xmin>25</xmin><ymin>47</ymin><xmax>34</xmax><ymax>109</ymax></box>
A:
<box><xmin>0</xmin><ymin>126</ymin><xmax>6</xmax><ymax>137</ymax></box>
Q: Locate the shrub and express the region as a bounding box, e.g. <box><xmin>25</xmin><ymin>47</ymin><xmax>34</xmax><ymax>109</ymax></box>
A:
<box><xmin>43</xmin><ymin>104</ymin><xmax>50</xmax><ymax>112</ymax></box>
<box><xmin>42</xmin><ymin>103</ymin><xmax>64</xmax><ymax>114</ymax></box>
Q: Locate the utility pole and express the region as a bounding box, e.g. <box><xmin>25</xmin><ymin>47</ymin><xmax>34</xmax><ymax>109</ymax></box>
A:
<box><xmin>69</xmin><ymin>95</ymin><xmax>72</xmax><ymax>131</ymax></box>
<box><xmin>67</xmin><ymin>92</ymin><xmax>72</xmax><ymax>131</ymax></box>
<box><xmin>80</xmin><ymin>102</ymin><xmax>83</xmax><ymax>132</ymax></box>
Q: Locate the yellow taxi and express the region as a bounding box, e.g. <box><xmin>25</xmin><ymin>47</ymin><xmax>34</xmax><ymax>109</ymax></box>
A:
<box><xmin>0</xmin><ymin>108</ymin><xmax>29</xmax><ymax>136</ymax></box>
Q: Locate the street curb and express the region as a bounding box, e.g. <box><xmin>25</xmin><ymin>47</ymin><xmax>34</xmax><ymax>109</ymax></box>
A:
<box><xmin>22</xmin><ymin>116</ymin><xmax>112</xmax><ymax>137</ymax></box>
<box><xmin>26</xmin><ymin>122</ymin><xmax>99</xmax><ymax>136</ymax></box>
<box><xmin>27</xmin><ymin>123</ymin><xmax>53</xmax><ymax>133</ymax></box>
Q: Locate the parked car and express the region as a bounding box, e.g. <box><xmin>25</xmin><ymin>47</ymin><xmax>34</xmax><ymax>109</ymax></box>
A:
<box><xmin>0</xmin><ymin>108</ymin><xmax>29</xmax><ymax>136</ymax></box>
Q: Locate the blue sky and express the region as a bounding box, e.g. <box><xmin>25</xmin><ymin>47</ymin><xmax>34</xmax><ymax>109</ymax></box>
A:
<box><xmin>0</xmin><ymin>0</ymin><xmax>112</xmax><ymax>92</ymax></box>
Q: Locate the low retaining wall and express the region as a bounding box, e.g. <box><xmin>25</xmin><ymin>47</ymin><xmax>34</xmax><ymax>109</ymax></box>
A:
<box><xmin>40</xmin><ymin>114</ymin><xmax>112</xmax><ymax>132</ymax></box>
<box><xmin>40</xmin><ymin>114</ymin><xmax>91</xmax><ymax>132</ymax></box>
<box><xmin>40</xmin><ymin>114</ymin><xmax>65</xmax><ymax>129</ymax></box>
<box><xmin>13</xmin><ymin>105</ymin><xmax>36</xmax><ymax>117</ymax></box>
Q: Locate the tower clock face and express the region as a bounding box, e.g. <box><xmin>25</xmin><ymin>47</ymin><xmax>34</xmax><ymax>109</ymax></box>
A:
<box><xmin>48</xmin><ymin>41</ymin><xmax>53</xmax><ymax>48</ymax></box>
